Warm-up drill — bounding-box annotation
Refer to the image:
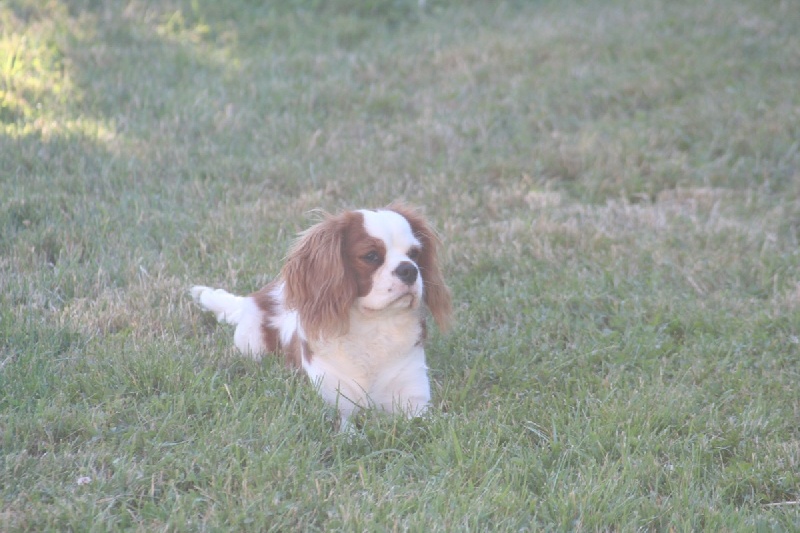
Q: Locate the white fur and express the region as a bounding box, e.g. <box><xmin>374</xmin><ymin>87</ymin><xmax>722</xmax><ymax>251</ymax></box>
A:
<box><xmin>191</xmin><ymin>208</ymin><xmax>436</xmax><ymax>427</ymax></box>
<box><xmin>356</xmin><ymin>209</ymin><xmax>424</xmax><ymax>313</ymax></box>
<box><xmin>301</xmin><ymin>307</ymin><xmax>429</xmax><ymax>420</ymax></box>
<box><xmin>191</xmin><ymin>286</ymin><xmax>263</xmax><ymax>355</ymax></box>
<box><xmin>266</xmin><ymin>283</ymin><xmax>300</xmax><ymax>348</ymax></box>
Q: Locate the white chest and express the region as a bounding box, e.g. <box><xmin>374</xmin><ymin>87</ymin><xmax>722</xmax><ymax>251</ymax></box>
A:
<box><xmin>301</xmin><ymin>312</ymin><xmax>429</xmax><ymax>417</ymax></box>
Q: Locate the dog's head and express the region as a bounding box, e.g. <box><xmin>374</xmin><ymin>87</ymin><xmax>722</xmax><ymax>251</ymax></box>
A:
<box><xmin>281</xmin><ymin>203</ymin><xmax>451</xmax><ymax>340</ymax></box>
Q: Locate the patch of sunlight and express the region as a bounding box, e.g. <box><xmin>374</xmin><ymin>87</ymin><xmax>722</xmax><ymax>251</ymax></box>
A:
<box><xmin>2</xmin><ymin>116</ymin><xmax>117</xmax><ymax>144</ymax></box>
<box><xmin>156</xmin><ymin>5</ymin><xmax>213</xmax><ymax>46</ymax></box>
<box><xmin>0</xmin><ymin>31</ymin><xmax>72</xmax><ymax>116</ymax></box>
<box><xmin>151</xmin><ymin>1</ymin><xmax>242</xmax><ymax>71</ymax></box>
<box><xmin>0</xmin><ymin>2</ymin><xmax>116</xmax><ymax>145</ymax></box>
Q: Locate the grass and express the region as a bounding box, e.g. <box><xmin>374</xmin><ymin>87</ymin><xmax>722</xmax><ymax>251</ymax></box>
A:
<box><xmin>2</xmin><ymin>0</ymin><xmax>799</xmax><ymax>530</ymax></box>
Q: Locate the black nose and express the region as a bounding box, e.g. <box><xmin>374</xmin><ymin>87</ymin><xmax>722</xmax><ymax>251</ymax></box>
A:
<box><xmin>394</xmin><ymin>261</ymin><xmax>418</xmax><ymax>286</ymax></box>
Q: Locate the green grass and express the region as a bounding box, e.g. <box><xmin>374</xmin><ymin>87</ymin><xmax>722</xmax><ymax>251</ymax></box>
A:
<box><xmin>2</xmin><ymin>0</ymin><xmax>799</xmax><ymax>530</ymax></box>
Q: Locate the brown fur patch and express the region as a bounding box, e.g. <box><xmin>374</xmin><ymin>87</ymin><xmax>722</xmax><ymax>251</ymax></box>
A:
<box><xmin>251</xmin><ymin>282</ymin><xmax>314</xmax><ymax>368</ymax></box>
<box><xmin>281</xmin><ymin>211</ymin><xmax>364</xmax><ymax>339</ymax></box>
<box><xmin>416</xmin><ymin>318</ymin><xmax>428</xmax><ymax>347</ymax></box>
<box><xmin>342</xmin><ymin>216</ymin><xmax>385</xmax><ymax>297</ymax></box>
<box><xmin>252</xmin><ymin>282</ymin><xmax>281</xmax><ymax>354</ymax></box>
<box><xmin>301</xmin><ymin>339</ymin><xmax>313</xmax><ymax>364</ymax></box>
<box><xmin>284</xmin><ymin>332</ymin><xmax>301</xmax><ymax>368</ymax></box>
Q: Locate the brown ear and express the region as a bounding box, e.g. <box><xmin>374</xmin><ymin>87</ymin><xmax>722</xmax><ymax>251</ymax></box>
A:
<box><xmin>388</xmin><ymin>202</ymin><xmax>452</xmax><ymax>331</ymax></box>
<box><xmin>281</xmin><ymin>212</ymin><xmax>360</xmax><ymax>340</ymax></box>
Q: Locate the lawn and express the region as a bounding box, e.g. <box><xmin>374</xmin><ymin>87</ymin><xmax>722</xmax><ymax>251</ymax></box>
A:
<box><xmin>2</xmin><ymin>0</ymin><xmax>799</xmax><ymax>530</ymax></box>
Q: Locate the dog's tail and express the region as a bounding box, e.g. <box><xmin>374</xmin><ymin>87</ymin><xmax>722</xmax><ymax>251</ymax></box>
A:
<box><xmin>190</xmin><ymin>286</ymin><xmax>246</xmax><ymax>325</ymax></box>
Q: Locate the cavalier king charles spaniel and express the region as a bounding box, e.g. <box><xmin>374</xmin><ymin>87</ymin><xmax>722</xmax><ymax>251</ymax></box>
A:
<box><xmin>191</xmin><ymin>203</ymin><xmax>451</xmax><ymax>426</ymax></box>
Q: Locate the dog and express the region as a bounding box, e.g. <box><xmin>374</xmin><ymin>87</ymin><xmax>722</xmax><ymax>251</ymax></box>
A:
<box><xmin>191</xmin><ymin>203</ymin><xmax>451</xmax><ymax>426</ymax></box>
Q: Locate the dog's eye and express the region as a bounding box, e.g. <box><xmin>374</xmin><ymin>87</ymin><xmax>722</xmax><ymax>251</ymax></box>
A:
<box><xmin>408</xmin><ymin>247</ymin><xmax>421</xmax><ymax>261</ymax></box>
<box><xmin>362</xmin><ymin>251</ymin><xmax>382</xmax><ymax>265</ymax></box>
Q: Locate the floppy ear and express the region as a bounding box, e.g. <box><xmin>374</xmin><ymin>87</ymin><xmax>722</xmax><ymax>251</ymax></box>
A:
<box><xmin>281</xmin><ymin>212</ymin><xmax>359</xmax><ymax>340</ymax></box>
<box><xmin>388</xmin><ymin>202</ymin><xmax>453</xmax><ymax>332</ymax></box>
